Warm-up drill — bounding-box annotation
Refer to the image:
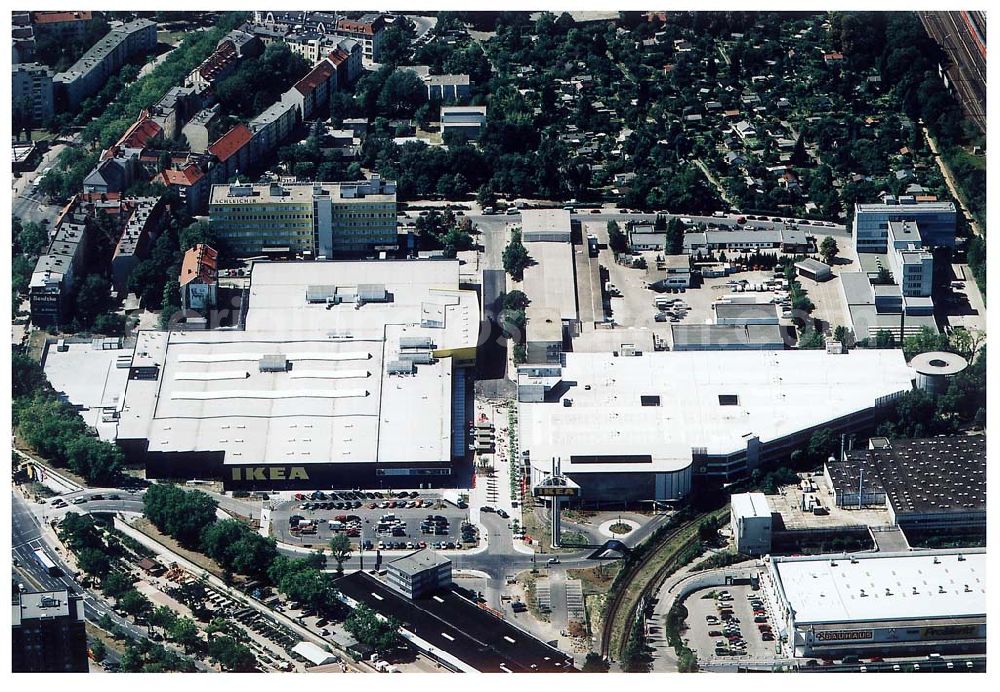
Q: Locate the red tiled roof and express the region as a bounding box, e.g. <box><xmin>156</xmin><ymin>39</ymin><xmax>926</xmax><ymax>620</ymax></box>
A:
<box><xmin>208</xmin><ymin>124</ymin><xmax>253</xmax><ymax>162</ymax></box>
<box><xmin>197</xmin><ymin>40</ymin><xmax>238</xmax><ymax>81</ymax></box>
<box><xmin>115</xmin><ymin>113</ymin><xmax>163</xmax><ymax>151</ymax></box>
<box><xmin>180</xmin><ymin>244</ymin><xmax>219</xmax><ymax>287</ymax></box>
<box><xmin>159</xmin><ymin>164</ymin><xmax>205</xmax><ymax>187</ymax></box>
<box><xmin>327</xmin><ymin>48</ymin><xmax>349</xmax><ymax>67</ymax></box>
<box><xmin>31</xmin><ymin>11</ymin><xmax>93</xmax><ymax>24</ymax></box>
<box><xmin>80</xmin><ymin>191</ymin><xmax>121</xmax><ymax>203</ymax></box>
<box><xmin>823</xmin><ymin>52</ymin><xmax>844</xmax><ymax>61</ymax></box>
<box><xmin>337</xmin><ymin>18</ymin><xmax>376</xmax><ymax>35</ymax></box>
<box><xmin>294</xmin><ymin>60</ymin><xmax>336</xmax><ymax>96</ymax></box>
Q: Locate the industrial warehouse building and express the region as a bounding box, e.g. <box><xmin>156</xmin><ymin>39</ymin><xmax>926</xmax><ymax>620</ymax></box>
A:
<box><xmin>824</xmin><ymin>436</ymin><xmax>985</xmax><ymax>533</ymax></box>
<box><xmin>517</xmin><ymin>349</ymin><xmax>916</xmax><ymax>503</ymax></box>
<box><xmin>115</xmin><ymin>259</ymin><xmax>479</xmax><ymax>490</ymax></box>
<box><xmin>762</xmin><ymin>549</ymin><xmax>986</xmax><ymax>658</ymax></box>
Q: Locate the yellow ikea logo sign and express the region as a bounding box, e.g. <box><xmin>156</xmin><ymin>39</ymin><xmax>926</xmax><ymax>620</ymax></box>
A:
<box><xmin>231</xmin><ymin>466</ymin><xmax>310</xmax><ymax>481</ymax></box>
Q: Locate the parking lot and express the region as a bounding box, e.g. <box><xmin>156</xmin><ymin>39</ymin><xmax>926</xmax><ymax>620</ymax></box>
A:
<box><xmin>682</xmin><ymin>583</ymin><xmax>781</xmax><ymax>664</ymax></box>
<box><xmin>271</xmin><ymin>491</ymin><xmax>476</xmax><ymax>552</ymax></box>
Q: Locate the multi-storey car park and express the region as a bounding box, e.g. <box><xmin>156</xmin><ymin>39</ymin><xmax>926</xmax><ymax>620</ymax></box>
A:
<box><xmin>115</xmin><ymin>259</ymin><xmax>479</xmax><ymax>490</ymax></box>
<box><xmin>517</xmin><ymin>349</ymin><xmax>916</xmax><ymax>505</ymax></box>
<box><xmin>762</xmin><ymin>549</ymin><xmax>986</xmax><ymax>659</ymax></box>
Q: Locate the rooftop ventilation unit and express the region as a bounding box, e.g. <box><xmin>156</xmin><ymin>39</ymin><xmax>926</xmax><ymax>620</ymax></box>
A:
<box><xmin>259</xmin><ymin>354</ymin><xmax>289</xmax><ymax>372</ymax></box>
<box><xmin>386</xmin><ymin>360</ymin><xmax>415</xmax><ymax>375</ymax></box>
<box><xmin>398</xmin><ymin>351</ymin><xmax>435</xmax><ymax>365</ymax></box>
<box><xmin>399</xmin><ymin>336</ymin><xmax>436</xmax><ymax>350</ymax></box>
<box><xmin>306</xmin><ymin>285</ymin><xmax>338</xmax><ymax>303</ymax></box>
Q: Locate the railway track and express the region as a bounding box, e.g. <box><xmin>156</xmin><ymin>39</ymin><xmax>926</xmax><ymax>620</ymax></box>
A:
<box><xmin>600</xmin><ymin>509</ymin><xmax>726</xmax><ymax>661</ymax></box>
<box><xmin>919</xmin><ymin>11</ymin><xmax>986</xmax><ymax>133</ymax></box>
<box><xmin>598</xmin><ymin>523</ymin><xmax>687</xmax><ymax>659</ymax></box>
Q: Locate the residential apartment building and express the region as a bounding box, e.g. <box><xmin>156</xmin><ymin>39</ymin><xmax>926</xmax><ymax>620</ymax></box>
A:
<box><xmin>208</xmin><ymin>177</ymin><xmax>397</xmax><ymax>256</ymax></box>
<box><xmin>333</xmin><ymin>14</ymin><xmax>387</xmax><ymax>62</ymax></box>
<box><xmin>12</xmin><ymin>62</ymin><xmax>54</xmax><ymax>126</ymax></box>
<box><xmin>250</xmin><ymin>11</ymin><xmax>386</xmax><ymax>62</ymax></box>
<box><xmin>29</xmin><ymin>221</ymin><xmax>90</xmax><ymax>327</ymax></box>
<box><xmin>249</xmin><ymin>99</ymin><xmax>300</xmax><ymax>159</ymax></box>
<box><xmin>282</xmin><ymin>58</ymin><xmax>336</xmax><ymax>122</ymax></box>
<box><xmin>12</xmin><ymin>590</ymin><xmax>88</xmax><ymax>673</ymax></box>
<box><xmin>111</xmin><ymin>196</ymin><xmax>167</xmax><ymax>293</ymax></box>
<box><xmin>186</xmin><ymin>38</ymin><xmax>239</xmax><ymax>88</ymax></box>
<box><xmin>30</xmin><ymin>11</ymin><xmax>96</xmax><ymax>43</ymax></box>
<box><xmin>852</xmin><ymin>198</ymin><xmax>956</xmax><ymax>253</ymax></box>
<box><xmin>180</xmin><ymin>244</ymin><xmax>219</xmax><ymax>312</ymax></box>
<box><xmin>156</xmin><ymin>163</ymin><xmax>209</xmax><ymax>214</ymax></box>
<box><xmin>207</xmin><ymin>123</ymin><xmax>255</xmax><ymax>184</ymax></box>
<box><xmin>181</xmin><ymin>104</ymin><xmax>221</xmax><ymax>153</ymax></box>
<box><xmin>53</xmin><ymin>18</ymin><xmax>157</xmax><ymax>111</ymax></box>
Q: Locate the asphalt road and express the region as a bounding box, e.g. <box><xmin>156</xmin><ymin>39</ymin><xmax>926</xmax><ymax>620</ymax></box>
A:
<box><xmin>12</xmin><ymin>492</ymin><xmax>147</xmax><ymax>643</ymax></box>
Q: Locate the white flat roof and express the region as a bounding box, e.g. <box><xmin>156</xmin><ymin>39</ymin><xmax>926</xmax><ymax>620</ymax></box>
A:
<box><xmin>520</xmin><ymin>350</ymin><xmax>914</xmax><ymax>475</ymax></box>
<box><xmin>521</xmin><ymin>241</ymin><xmax>578</xmax><ymax>321</ymax></box>
<box><xmin>732</xmin><ymin>492</ymin><xmax>770</xmax><ymax>519</ymax></box>
<box><xmin>118</xmin><ymin>260</ymin><xmax>478</xmax><ymax>466</ymax></box>
<box><xmin>772</xmin><ymin>549</ymin><xmax>985</xmax><ymax>625</ymax></box>
<box><xmin>520</xmin><ymin>208</ymin><xmax>572</xmax><ymax>233</ymax></box>
<box><xmin>43</xmin><ymin>341</ymin><xmax>131</xmax><ymax>441</ymax></box>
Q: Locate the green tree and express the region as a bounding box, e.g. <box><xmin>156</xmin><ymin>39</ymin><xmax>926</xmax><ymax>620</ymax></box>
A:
<box><xmin>874</xmin><ymin>329</ymin><xmax>895</xmax><ymax>349</ymax></box>
<box><xmin>89</xmin><ymin>639</ymin><xmax>107</xmax><ymax>662</ymax></box>
<box><xmin>208</xmin><ymin>636</ymin><xmax>257</xmax><ymax>672</ymax></box>
<box><xmin>502</xmin><ymin>290</ymin><xmax>530</xmax><ymax>311</ymax></box>
<box><xmin>377</xmin><ymin>70</ymin><xmax>427</xmax><ymax>119</ymax></box>
<box><xmin>790</xmin><ymin>135</ymin><xmax>809</xmax><ymax>167</ymax></box>
<box><xmin>902</xmin><ymin>326</ymin><xmax>951</xmax><ymax>361</ymax></box>
<box><xmin>143</xmin><ymin>484</ymin><xmax>219</xmax><ymax>547</ymax></box>
<box><xmin>12</xmin><ymin>351</ymin><xmax>47</xmax><ymax>399</ymax></box>
<box><xmin>819</xmin><ymin>236</ymin><xmax>839</xmax><ymax>264</ymax></box>
<box><xmin>117</xmin><ymin>590</ymin><xmax>153</xmax><ymax>621</ymax></box>
<box><xmin>607</xmin><ymin>220</ymin><xmax>628</xmax><ymax>254</ymax></box>
<box><xmin>328</xmin><ymin>533</ymin><xmax>353</xmax><ymax>574</ymax></box>
<box><xmin>806</xmin><ymin>428</ymin><xmax>837</xmax><ymax>463</ymax></box>
<box><xmin>72</xmin><ymin>274</ymin><xmax>116</xmax><ymax>330</ymax></box>
<box><xmin>64</xmin><ymin>436</ymin><xmax>123</xmax><ymax>485</ymax></box>
<box><xmin>101</xmin><ymin>571</ymin><xmax>134</xmax><ymax>600</ymax></box>
<box><xmin>502</xmin><ymin>230</ymin><xmax>531</xmax><ymax>280</ymax></box>
<box><xmin>833</xmin><ymin>325</ymin><xmax>850</xmax><ymax>349</ymax></box>
<box><xmin>150</xmin><ymin>605</ymin><xmax>178</xmax><ymax>635</ymax></box>
<box><xmin>169</xmin><ymin>617</ymin><xmax>201</xmax><ymax>653</ymax></box>
<box><xmin>345</xmin><ymin>604</ymin><xmax>401</xmax><ymax>656</ymax></box>
<box><xmin>666</xmin><ymin>218</ymin><xmax>685</xmax><ymax>255</ymax></box>
<box><xmin>76</xmin><ymin>547</ymin><xmax>112</xmax><ymax>577</ymax></box>
<box><xmin>582</xmin><ymin>652</ymin><xmax>610</xmax><ymax>672</ymax></box>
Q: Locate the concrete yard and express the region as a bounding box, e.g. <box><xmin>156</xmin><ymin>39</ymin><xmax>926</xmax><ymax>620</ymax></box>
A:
<box><xmin>766</xmin><ymin>477</ymin><xmax>893</xmax><ymax>531</ymax></box>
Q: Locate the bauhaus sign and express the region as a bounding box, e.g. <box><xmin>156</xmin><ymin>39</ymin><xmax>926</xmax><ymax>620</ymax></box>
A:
<box><xmin>815</xmin><ymin>629</ymin><xmax>874</xmax><ymax>642</ymax></box>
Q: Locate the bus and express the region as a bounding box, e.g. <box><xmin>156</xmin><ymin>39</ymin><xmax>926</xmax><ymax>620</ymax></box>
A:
<box><xmin>32</xmin><ymin>548</ymin><xmax>61</xmax><ymax>576</ymax></box>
